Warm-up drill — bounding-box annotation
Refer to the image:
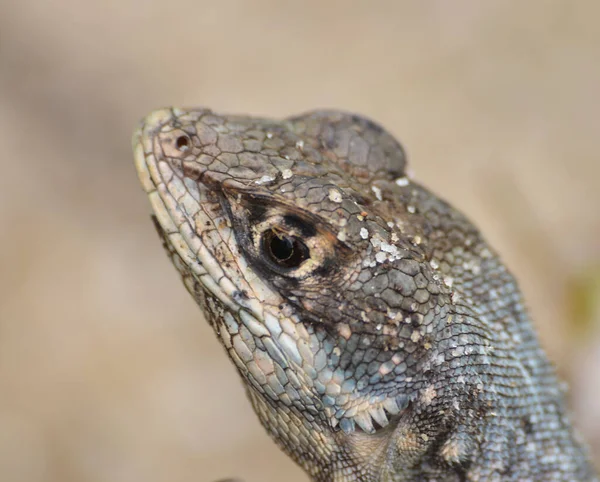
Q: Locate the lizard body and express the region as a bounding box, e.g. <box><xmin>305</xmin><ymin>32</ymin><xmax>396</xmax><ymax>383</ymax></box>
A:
<box><xmin>133</xmin><ymin>108</ymin><xmax>597</xmax><ymax>481</ymax></box>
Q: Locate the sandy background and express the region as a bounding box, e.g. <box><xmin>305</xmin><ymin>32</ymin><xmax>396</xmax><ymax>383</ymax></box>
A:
<box><xmin>0</xmin><ymin>1</ymin><xmax>599</xmax><ymax>481</ymax></box>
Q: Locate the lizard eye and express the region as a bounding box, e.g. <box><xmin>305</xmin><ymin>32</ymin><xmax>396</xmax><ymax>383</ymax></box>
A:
<box><xmin>261</xmin><ymin>229</ymin><xmax>309</xmax><ymax>269</ymax></box>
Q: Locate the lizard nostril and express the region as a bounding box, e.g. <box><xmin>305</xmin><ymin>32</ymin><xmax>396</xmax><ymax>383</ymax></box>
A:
<box><xmin>175</xmin><ymin>134</ymin><xmax>191</xmax><ymax>151</ymax></box>
<box><xmin>159</xmin><ymin>129</ymin><xmax>194</xmax><ymax>157</ymax></box>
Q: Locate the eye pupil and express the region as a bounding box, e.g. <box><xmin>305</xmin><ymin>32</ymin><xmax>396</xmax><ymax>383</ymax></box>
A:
<box><xmin>175</xmin><ymin>135</ymin><xmax>191</xmax><ymax>151</ymax></box>
<box><xmin>263</xmin><ymin>230</ymin><xmax>309</xmax><ymax>269</ymax></box>
<box><xmin>270</xmin><ymin>234</ymin><xmax>294</xmax><ymax>261</ymax></box>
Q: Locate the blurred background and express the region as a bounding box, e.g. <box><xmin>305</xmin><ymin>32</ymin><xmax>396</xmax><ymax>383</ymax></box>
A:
<box><xmin>0</xmin><ymin>1</ymin><xmax>599</xmax><ymax>481</ymax></box>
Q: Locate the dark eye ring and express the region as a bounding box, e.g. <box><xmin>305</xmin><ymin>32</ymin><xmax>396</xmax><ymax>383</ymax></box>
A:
<box><xmin>262</xmin><ymin>229</ymin><xmax>309</xmax><ymax>269</ymax></box>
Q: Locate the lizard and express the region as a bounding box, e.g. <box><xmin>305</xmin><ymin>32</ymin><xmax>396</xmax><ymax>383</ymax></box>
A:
<box><xmin>132</xmin><ymin>107</ymin><xmax>598</xmax><ymax>481</ymax></box>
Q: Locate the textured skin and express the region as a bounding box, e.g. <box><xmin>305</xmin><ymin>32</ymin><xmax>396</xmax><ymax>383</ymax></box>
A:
<box><xmin>133</xmin><ymin>108</ymin><xmax>597</xmax><ymax>481</ymax></box>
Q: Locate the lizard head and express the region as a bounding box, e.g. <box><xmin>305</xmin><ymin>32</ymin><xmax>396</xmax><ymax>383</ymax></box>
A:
<box><xmin>133</xmin><ymin>108</ymin><xmax>476</xmax><ymax>476</ymax></box>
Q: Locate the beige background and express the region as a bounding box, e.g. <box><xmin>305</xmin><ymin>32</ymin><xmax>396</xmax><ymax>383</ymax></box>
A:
<box><xmin>1</xmin><ymin>1</ymin><xmax>599</xmax><ymax>481</ymax></box>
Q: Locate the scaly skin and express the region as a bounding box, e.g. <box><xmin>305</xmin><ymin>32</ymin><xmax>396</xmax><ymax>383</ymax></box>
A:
<box><xmin>133</xmin><ymin>108</ymin><xmax>597</xmax><ymax>481</ymax></box>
